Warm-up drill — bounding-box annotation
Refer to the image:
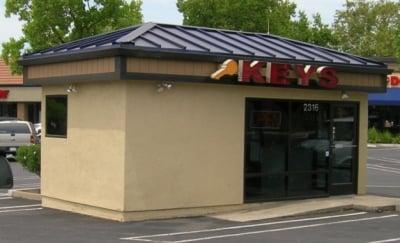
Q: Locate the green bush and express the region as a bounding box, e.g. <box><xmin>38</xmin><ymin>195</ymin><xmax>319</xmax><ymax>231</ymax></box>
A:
<box><xmin>16</xmin><ymin>145</ymin><xmax>41</xmax><ymax>176</ymax></box>
<box><xmin>368</xmin><ymin>127</ymin><xmax>379</xmax><ymax>143</ymax></box>
<box><xmin>368</xmin><ymin>127</ymin><xmax>400</xmax><ymax>144</ymax></box>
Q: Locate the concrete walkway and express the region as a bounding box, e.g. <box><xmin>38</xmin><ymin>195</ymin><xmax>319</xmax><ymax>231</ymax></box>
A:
<box><xmin>211</xmin><ymin>195</ymin><xmax>400</xmax><ymax>222</ymax></box>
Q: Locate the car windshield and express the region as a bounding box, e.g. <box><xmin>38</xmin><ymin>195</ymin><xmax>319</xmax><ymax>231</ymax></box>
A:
<box><xmin>0</xmin><ymin>123</ymin><xmax>30</xmax><ymax>134</ymax></box>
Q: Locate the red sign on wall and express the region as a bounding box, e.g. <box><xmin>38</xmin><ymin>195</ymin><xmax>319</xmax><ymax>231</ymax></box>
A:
<box><xmin>0</xmin><ymin>90</ymin><xmax>9</xmax><ymax>99</ymax></box>
<box><xmin>211</xmin><ymin>59</ymin><xmax>339</xmax><ymax>89</ymax></box>
<box><xmin>388</xmin><ymin>75</ymin><xmax>400</xmax><ymax>88</ymax></box>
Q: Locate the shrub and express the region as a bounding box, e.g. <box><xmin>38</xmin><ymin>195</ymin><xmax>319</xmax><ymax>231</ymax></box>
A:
<box><xmin>368</xmin><ymin>127</ymin><xmax>379</xmax><ymax>143</ymax></box>
<box><xmin>368</xmin><ymin>127</ymin><xmax>400</xmax><ymax>144</ymax></box>
<box><xmin>16</xmin><ymin>145</ymin><xmax>40</xmax><ymax>176</ymax></box>
<box><xmin>380</xmin><ymin>130</ymin><xmax>394</xmax><ymax>143</ymax></box>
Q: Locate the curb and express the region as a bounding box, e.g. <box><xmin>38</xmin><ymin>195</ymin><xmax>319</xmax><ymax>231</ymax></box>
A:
<box><xmin>9</xmin><ymin>189</ymin><xmax>41</xmax><ymax>201</ymax></box>
<box><xmin>368</xmin><ymin>143</ymin><xmax>400</xmax><ymax>148</ymax></box>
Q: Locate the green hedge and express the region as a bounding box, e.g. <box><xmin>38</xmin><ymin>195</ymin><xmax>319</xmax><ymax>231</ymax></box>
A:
<box><xmin>368</xmin><ymin>127</ymin><xmax>400</xmax><ymax>144</ymax></box>
<box><xmin>16</xmin><ymin>145</ymin><xmax>41</xmax><ymax>176</ymax></box>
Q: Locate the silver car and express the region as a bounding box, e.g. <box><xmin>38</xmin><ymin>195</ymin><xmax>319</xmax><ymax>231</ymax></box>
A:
<box><xmin>0</xmin><ymin>121</ymin><xmax>38</xmax><ymax>156</ymax></box>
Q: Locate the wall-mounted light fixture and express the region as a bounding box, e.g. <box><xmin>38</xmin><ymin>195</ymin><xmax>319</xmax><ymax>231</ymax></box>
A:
<box><xmin>341</xmin><ymin>90</ymin><xmax>349</xmax><ymax>99</ymax></box>
<box><xmin>157</xmin><ymin>82</ymin><xmax>173</xmax><ymax>93</ymax></box>
<box><xmin>66</xmin><ymin>84</ymin><xmax>78</xmax><ymax>93</ymax></box>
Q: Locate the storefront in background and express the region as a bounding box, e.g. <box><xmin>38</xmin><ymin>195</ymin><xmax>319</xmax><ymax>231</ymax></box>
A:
<box><xmin>21</xmin><ymin>23</ymin><xmax>390</xmax><ymax>221</ymax></box>
<box><xmin>368</xmin><ymin>57</ymin><xmax>400</xmax><ymax>133</ymax></box>
<box><xmin>0</xmin><ymin>59</ymin><xmax>41</xmax><ymax>123</ymax></box>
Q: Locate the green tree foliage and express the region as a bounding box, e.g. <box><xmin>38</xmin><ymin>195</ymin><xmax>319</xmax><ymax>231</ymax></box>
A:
<box><xmin>2</xmin><ymin>0</ymin><xmax>143</xmax><ymax>74</ymax></box>
<box><xmin>333</xmin><ymin>0</ymin><xmax>400</xmax><ymax>57</ymax></box>
<box><xmin>176</xmin><ymin>0</ymin><xmax>337</xmax><ymax>47</ymax></box>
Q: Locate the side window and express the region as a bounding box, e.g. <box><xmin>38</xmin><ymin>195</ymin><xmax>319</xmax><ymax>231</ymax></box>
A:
<box><xmin>46</xmin><ymin>96</ymin><xmax>67</xmax><ymax>137</ymax></box>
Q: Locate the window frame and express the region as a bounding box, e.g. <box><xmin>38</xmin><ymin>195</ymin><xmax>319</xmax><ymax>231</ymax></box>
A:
<box><xmin>45</xmin><ymin>95</ymin><xmax>68</xmax><ymax>138</ymax></box>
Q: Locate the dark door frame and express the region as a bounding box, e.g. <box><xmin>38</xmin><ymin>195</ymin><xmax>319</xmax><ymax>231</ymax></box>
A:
<box><xmin>243</xmin><ymin>98</ymin><xmax>360</xmax><ymax>203</ymax></box>
<box><xmin>328</xmin><ymin>102</ymin><xmax>359</xmax><ymax>195</ymax></box>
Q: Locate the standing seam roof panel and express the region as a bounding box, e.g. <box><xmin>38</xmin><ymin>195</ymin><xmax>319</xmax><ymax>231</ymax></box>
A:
<box><xmin>21</xmin><ymin>22</ymin><xmax>388</xmax><ymax>71</ymax></box>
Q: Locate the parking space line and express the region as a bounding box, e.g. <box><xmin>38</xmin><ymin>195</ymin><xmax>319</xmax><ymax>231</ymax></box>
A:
<box><xmin>368</xmin><ymin>157</ymin><xmax>400</xmax><ymax>164</ymax></box>
<box><xmin>170</xmin><ymin>215</ymin><xmax>399</xmax><ymax>243</ymax></box>
<box><xmin>367</xmin><ymin>185</ymin><xmax>400</xmax><ymax>188</ymax></box>
<box><xmin>0</xmin><ymin>204</ymin><xmax>41</xmax><ymax>210</ymax></box>
<box><xmin>0</xmin><ymin>197</ymin><xmax>12</xmax><ymax>200</ymax></box>
<box><xmin>13</xmin><ymin>177</ymin><xmax>39</xmax><ymax>180</ymax></box>
<box><xmin>369</xmin><ymin>237</ymin><xmax>400</xmax><ymax>243</ymax></box>
<box><xmin>367</xmin><ymin>166</ymin><xmax>400</xmax><ymax>175</ymax></box>
<box><xmin>120</xmin><ymin>212</ymin><xmax>367</xmax><ymax>241</ymax></box>
<box><xmin>0</xmin><ymin>207</ymin><xmax>42</xmax><ymax>214</ymax></box>
<box><xmin>13</xmin><ymin>183</ymin><xmax>41</xmax><ymax>187</ymax></box>
<box><xmin>368</xmin><ymin>164</ymin><xmax>400</xmax><ymax>172</ymax></box>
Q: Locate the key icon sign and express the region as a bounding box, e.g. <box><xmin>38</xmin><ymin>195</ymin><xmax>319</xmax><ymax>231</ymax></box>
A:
<box><xmin>211</xmin><ymin>59</ymin><xmax>238</xmax><ymax>80</ymax></box>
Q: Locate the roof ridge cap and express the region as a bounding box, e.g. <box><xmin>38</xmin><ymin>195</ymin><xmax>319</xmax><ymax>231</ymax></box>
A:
<box><xmin>116</xmin><ymin>22</ymin><xmax>157</xmax><ymax>43</ymax></box>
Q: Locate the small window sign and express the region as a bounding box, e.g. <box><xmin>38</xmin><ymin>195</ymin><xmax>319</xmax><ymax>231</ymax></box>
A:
<box><xmin>250</xmin><ymin>111</ymin><xmax>282</xmax><ymax>129</ymax></box>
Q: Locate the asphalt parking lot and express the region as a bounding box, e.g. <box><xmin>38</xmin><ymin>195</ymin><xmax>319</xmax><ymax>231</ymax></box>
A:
<box><xmin>0</xmin><ymin>148</ymin><xmax>398</xmax><ymax>243</ymax></box>
<box><xmin>367</xmin><ymin>147</ymin><xmax>400</xmax><ymax>198</ymax></box>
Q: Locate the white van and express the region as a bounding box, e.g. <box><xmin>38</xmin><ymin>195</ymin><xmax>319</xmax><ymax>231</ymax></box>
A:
<box><xmin>0</xmin><ymin>121</ymin><xmax>38</xmax><ymax>155</ymax></box>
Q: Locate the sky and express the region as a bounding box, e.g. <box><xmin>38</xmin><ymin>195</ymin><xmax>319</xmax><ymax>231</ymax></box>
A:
<box><xmin>0</xmin><ymin>0</ymin><xmax>347</xmax><ymax>50</ymax></box>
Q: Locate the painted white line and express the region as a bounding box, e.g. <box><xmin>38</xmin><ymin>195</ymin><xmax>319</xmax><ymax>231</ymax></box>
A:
<box><xmin>13</xmin><ymin>183</ymin><xmax>41</xmax><ymax>187</ymax></box>
<box><xmin>367</xmin><ymin>164</ymin><xmax>400</xmax><ymax>173</ymax></box>
<box><xmin>0</xmin><ymin>204</ymin><xmax>41</xmax><ymax>210</ymax></box>
<box><xmin>14</xmin><ymin>177</ymin><xmax>40</xmax><ymax>181</ymax></box>
<box><xmin>0</xmin><ymin>197</ymin><xmax>13</xmax><ymax>200</ymax></box>
<box><xmin>368</xmin><ymin>157</ymin><xmax>400</xmax><ymax>165</ymax></box>
<box><xmin>367</xmin><ymin>166</ymin><xmax>400</xmax><ymax>175</ymax></box>
<box><xmin>381</xmin><ymin>157</ymin><xmax>400</xmax><ymax>163</ymax></box>
<box><xmin>369</xmin><ymin>148</ymin><xmax>400</xmax><ymax>151</ymax></box>
<box><xmin>120</xmin><ymin>212</ymin><xmax>367</xmax><ymax>240</ymax></box>
<box><xmin>172</xmin><ymin>214</ymin><xmax>399</xmax><ymax>243</ymax></box>
<box><xmin>367</xmin><ymin>185</ymin><xmax>400</xmax><ymax>188</ymax></box>
<box><xmin>0</xmin><ymin>207</ymin><xmax>42</xmax><ymax>214</ymax></box>
<box><xmin>369</xmin><ymin>237</ymin><xmax>400</xmax><ymax>243</ymax></box>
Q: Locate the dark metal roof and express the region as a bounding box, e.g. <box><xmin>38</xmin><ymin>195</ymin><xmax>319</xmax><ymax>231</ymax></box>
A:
<box><xmin>22</xmin><ymin>22</ymin><xmax>388</xmax><ymax>72</ymax></box>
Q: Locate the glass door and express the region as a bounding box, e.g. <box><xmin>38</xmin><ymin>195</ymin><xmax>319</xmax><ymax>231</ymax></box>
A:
<box><xmin>287</xmin><ymin>102</ymin><xmax>330</xmax><ymax>197</ymax></box>
<box><xmin>329</xmin><ymin>104</ymin><xmax>358</xmax><ymax>195</ymax></box>
<box><xmin>244</xmin><ymin>99</ymin><xmax>358</xmax><ymax>202</ymax></box>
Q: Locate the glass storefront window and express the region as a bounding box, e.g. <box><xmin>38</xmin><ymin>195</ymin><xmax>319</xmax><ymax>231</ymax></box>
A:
<box><xmin>245</xmin><ymin>99</ymin><xmax>358</xmax><ymax>202</ymax></box>
<box><xmin>46</xmin><ymin>96</ymin><xmax>67</xmax><ymax>137</ymax></box>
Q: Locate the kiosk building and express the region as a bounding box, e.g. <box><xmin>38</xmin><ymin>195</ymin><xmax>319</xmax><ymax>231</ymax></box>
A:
<box><xmin>21</xmin><ymin>23</ymin><xmax>390</xmax><ymax>221</ymax></box>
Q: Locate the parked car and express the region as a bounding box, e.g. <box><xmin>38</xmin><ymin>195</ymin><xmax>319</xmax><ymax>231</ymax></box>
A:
<box><xmin>34</xmin><ymin>123</ymin><xmax>41</xmax><ymax>134</ymax></box>
<box><xmin>0</xmin><ymin>151</ymin><xmax>13</xmax><ymax>188</ymax></box>
<box><xmin>0</xmin><ymin>121</ymin><xmax>38</xmax><ymax>157</ymax></box>
<box><xmin>0</xmin><ymin>117</ymin><xmax>18</xmax><ymax>122</ymax></box>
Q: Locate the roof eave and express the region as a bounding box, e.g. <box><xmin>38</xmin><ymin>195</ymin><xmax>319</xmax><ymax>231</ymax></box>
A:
<box><xmin>20</xmin><ymin>46</ymin><xmax>392</xmax><ymax>75</ymax></box>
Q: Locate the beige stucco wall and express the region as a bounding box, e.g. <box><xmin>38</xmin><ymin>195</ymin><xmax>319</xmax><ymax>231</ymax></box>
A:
<box><xmin>41</xmin><ymin>81</ymin><xmax>127</xmax><ymax>211</ymax></box>
<box><xmin>124</xmin><ymin>80</ymin><xmax>368</xmax><ymax>212</ymax></box>
<box><xmin>0</xmin><ymin>86</ymin><xmax>41</xmax><ymax>102</ymax></box>
<box><xmin>40</xmin><ymin>78</ymin><xmax>368</xmax><ymax>220</ymax></box>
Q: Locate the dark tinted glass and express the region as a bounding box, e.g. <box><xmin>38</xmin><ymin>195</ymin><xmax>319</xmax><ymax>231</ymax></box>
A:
<box><xmin>245</xmin><ymin>100</ymin><xmax>289</xmax><ymax>201</ymax></box>
<box><xmin>46</xmin><ymin>96</ymin><xmax>67</xmax><ymax>137</ymax></box>
<box><xmin>0</xmin><ymin>123</ymin><xmax>31</xmax><ymax>134</ymax></box>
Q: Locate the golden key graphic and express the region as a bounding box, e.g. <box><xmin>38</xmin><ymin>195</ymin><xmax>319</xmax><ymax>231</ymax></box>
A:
<box><xmin>211</xmin><ymin>59</ymin><xmax>238</xmax><ymax>80</ymax></box>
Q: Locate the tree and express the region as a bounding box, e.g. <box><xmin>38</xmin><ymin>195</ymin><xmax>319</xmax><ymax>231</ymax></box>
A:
<box><xmin>333</xmin><ymin>0</ymin><xmax>400</xmax><ymax>57</ymax></box>
<box><xmin>2</xmin><ymin>0</ymin><xmax>143</xmax><ymax>74</ymax></box>
<box><xmin>177</xmin><ymin>0</ymin><xmax>296</xmax><ymax>36</ymax></box>
<box><xmin>176</xmin><ymin>0</ymin><xmax>337</xmax><ymax>48</ymax></box>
